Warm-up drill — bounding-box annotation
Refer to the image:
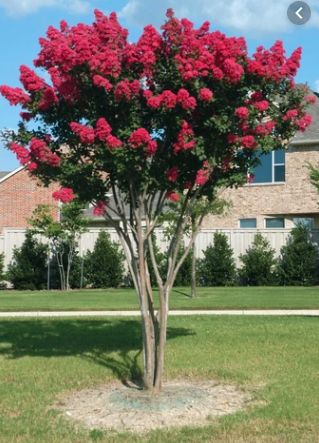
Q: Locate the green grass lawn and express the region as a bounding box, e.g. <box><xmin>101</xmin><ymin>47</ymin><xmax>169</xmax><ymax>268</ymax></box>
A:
<box><xmin>0</xmin><ymin>315</ymin><xmax>318</xmax><ymax>442</ymax></box>
<box><xmin>0</xmin><ymin>286</ymin><xmax>319</xmax><ymax>311</ymax></box>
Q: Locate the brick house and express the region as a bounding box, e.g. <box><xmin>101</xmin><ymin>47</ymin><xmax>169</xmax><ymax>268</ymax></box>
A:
<box><xmin>203</xmin><ymin>93</ymin><xmax>319</xmax><ymax>231</ymax></box>
<box><xmin>0</xmin><ymin>166</ymin><xmax>59</xmax><ymax>233</ymax></box>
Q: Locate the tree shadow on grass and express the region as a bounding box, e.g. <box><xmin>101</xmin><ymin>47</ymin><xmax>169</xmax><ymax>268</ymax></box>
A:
<box><xmin>172</xmin><ymin>288</ymin><xmax>192</xmax><ymax>298</ymax></box>
<box><xmin>0</xmin><ymin>319</ymin><xmax>194</xmax><ymax>386</ymax></box>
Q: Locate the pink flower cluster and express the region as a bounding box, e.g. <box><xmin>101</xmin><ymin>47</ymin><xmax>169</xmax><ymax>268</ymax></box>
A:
<box><xmin>240</xmin><ymin>135</ymin><xmax>257</xmax><ymax>149</ymax></box>
<box><xmin>30</xmin><ymin>138</ymin><xmax>61</xmax><ymax>167</ymax></box>
<box><xmin>35</xmin><ymin>11</ymin><xmax>128</xmax><ymax>80</ymax></box>
<box><xmin>176</xmin><ymin>88</ymin><xmax>197</xmax><ymax>110</ymax></box>
<box><xmin>173</xmin><ymin>121</ymin><xmax>196</xmax><ymax>153</ymax></box>
<box><xmin>52</xmin><ymin>187</ymin><xmax>75</xmax><ymax>203</ymax></box>
<box><xmin>128</xmin><ymin>128</ymin><xmax>157</xmax><ymax>156</ymax></box>
<box><xmin>247</xmin><ymin>42</ymin><xmax>302</xmax><ymax>82</ymax></box>
<box><xmin>95</xmin><ymin>118</ymin><xmax>122</xmax><ymax>148</ymax></box>
<box><xmin>162</xmin><ymin>12</ymin><xmax>247</xmax><ymax>84</ymax></box>
<box><xmin>9</xmin><ymin>138</ymin><xmax>60</xmax><ymax>170</ymax></box>
<box><xmin>0</xmin><ymin>86</ymin><xmax>30</xmax><ymax>106</ymax></box>
<box><xmin>166</xmin><ymin>166</ymin><xmax>179</xmax><ymax>182</ymax></box>
<box><xmin>38</xmin><ymin>87</ymin><xmax>58</xmax><ymax>111</ymax></box>
<box><xmin>115</xmin><ymin>79</ymin><xmax>140</xmax><ymax>101</ymax></box>
<box><xmin>125</xmin><ymin>24</ymin><xmax>162</xmax><ymax>77</ymax></box>
<box><xmin>70</xmin><ymin>122</ymin><xmax>95</xmax><ymax>144</ymax></box>
<box><xmin>199</xmin><ymin>88</ymin><xmax>213</xmax><ymax>102</ymax></box>
<box><xmin>93</xmin><ymin>75</ymin><xmax>113</xmax><ymax>92</ymax></box>
<box><xmin>9</xmin><ymin>142</ymin><xmax>30</xmax><ymax>165</ymax></box>
<box><xmin>166</xmin><ymin>191</ymin><xmax>180</xmax><ymax>202</ymax></box>
<box><xmin>283</xmin><ymin>109</ymin><xmax>312</xmax><ymax>132</ymax></box>
<box><xmin>93</xmin><ymin>200</ymin><xmax>107</xmax><ymax>216</ymax></box>
<box><xmin>253</xmin><ymin>100</ymin><xmax>269</xmax><ymax>112</ymax></box>
<box><xmin>235</xmin><ymin>107</ymin><xmax>249</xmax><ymax>120</ymax></box>
<box><xmin>195</xmin><ymin>161</ymin><xmax>210</xmax><ymax>186</ymax></box>
<box><xmin>254</xmin><ymin>121</ymin><xmax>276</xmax><ymax>136</ymax></box>
<box><xmin>19</xmin><ymin>65</ymin><xmax>46</xmax><ymax>92</ymax></box>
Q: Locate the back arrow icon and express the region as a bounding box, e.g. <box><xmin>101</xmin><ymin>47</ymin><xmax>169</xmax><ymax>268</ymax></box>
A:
<box><xmin>296</xmin><ymin>6</ymin><xmax>303</xmax><ymax>18</ymax></box>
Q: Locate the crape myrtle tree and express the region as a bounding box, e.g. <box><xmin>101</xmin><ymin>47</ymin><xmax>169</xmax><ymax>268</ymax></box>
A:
<box><xmin>0</xmin><ymin>9</ymin><xmax>313</xmax><ymax>393</ymax></box>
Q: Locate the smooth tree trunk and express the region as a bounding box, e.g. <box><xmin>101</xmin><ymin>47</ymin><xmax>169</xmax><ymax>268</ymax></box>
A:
<box><xmin>104</xmin><ymin>187</ymin><xmax>204</xmax><ymax>394</ymax></box>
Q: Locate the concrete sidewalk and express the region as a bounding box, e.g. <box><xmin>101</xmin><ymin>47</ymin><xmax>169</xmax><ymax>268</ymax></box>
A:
<box><xmin>0</xmin><ymin>309</ymin><xmax>319</xmax><ymax>318</ymax></box>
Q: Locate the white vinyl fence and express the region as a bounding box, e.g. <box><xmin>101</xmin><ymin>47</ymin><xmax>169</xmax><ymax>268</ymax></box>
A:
<box><xmin>1</xmin><ymin>227</ymin><xmax>319</xmax><ymax>270</ymax></box>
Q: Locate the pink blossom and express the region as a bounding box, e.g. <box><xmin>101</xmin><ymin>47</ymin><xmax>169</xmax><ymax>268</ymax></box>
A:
<box><xmin>30</xmin><ymin>137</ymin><xmax>61</xmax><ymax>167</ymax></box>
<box><xmin>0</xmin><ymin>86</ymin><xmax>30</xmax><ymax>106</ymax></box>
<box><xmin>235</xmin><ymin>107</ymin><xmax>249</xmax><ymax>119</ymax></box>
<box><xmin>283</xmin><ymin>109</ymin><xmax>298</xmax><ymax>121</ymax></box>
<box><xmin>241</xmin><ymin>135</ymin><xmax>257</xmax><ymax>149</ymax></box>
<box><xmin>253</xmin><ymin>100</ymin><xmax>269</xmax><ymax>112</ymax></box>
<box><xmin>9</xmin><ymin>142</ymin><xmax>30</xmax><ymax>165</ymax></box>
<box><xmin>296</xmin><ymin>115</ymin><xmax>312</xmax><ymax>132</ymax></box>
<box><xmin>93</xmin><ymin>201</ymin><xmax>107</xmax><ymax>216</ymax></box>
<box><xmin>128</xmin><ymin>128</ymin><xmax>157</xmax><ymax>155</ymax></box>
<box><xmin>20</xmin><ymin>112</ymin><xmax>33</xmax><ymax>121</ymax></box>
<box><xmin>19</xmin><ymin>65</ymin><xmax>46</xmax><ymax>92</ymax></box>
<box><xmin>166</xmin><ymin>191</ymin><xmax>180</xmax><ymax>202</ymax></box>
<box><xmin>160</xmin><ymin>90</ymin><xmax>177</xmax><ymax>109</ymax></box>
<box><xmin>176</xmin><ymin>88</ymin><xmax>197</xmax><ymax>110</ymax></box>
<box><xmin>70</xmin><ymin>122</ymin><xmax>95</xmax><ymax>144</ymax></box>
<box><xmin>106</xmin><ymin>135</ymin><xmax>123</xmax><ymax>149</ymax></box>
<box><xmin>95</xmin><ymin>118</ymin><xmax>112</xmax><ymax>141</ymax></box>
<box><xmin>166</xmin><ymin>166</ymin><xmax>179</xmax><ymax>182</ymax></box>
<box><xmin>173</xmin><ymin>121</ymin><xmax>196</xmax><ymax>153</ymax></box>
<box><xmin>227</xmin><ymin>134</ymin><xmax>239</xmax><ymax>145</ymax></box>
<box><xmin>38</xmin><ymin>87</ymin><xmax>58</xmax><ymax>111</ymax></box>
<box><xmin>199</xmin><ymin>88</ymin><xmax>213</xmax><ymax>102</ymax></box>
<box><xmin>195</xmin><ymin>168</ymin><xmax>209</xmax><ymax>186</ymax></box>
<box><xmin>92</xmin><ymin>75</ymin><xmax>113</xmax><ymax>92</ymax></box>
<box><xmin>27</xmin><ymin>162</ymin><xmax>38</xmax><ymax>172</ymax></box>
<box><xmin>52</xmin><ymin>187</ymin><xmax>75</xmax><ymax>203</ymax></box>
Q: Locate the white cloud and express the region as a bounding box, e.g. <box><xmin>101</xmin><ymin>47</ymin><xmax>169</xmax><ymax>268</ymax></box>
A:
<box><xmin>119</xmin><ymin>0</ymin><xmax>319</xmax><ymax>34</ymax></box>
<box><xmin>0</xmin><ymin>0</ymin><xmax>90</xmax><ymax>17</ymax></box>
<box><xmin>314</xmin><ymin>80</ymin><xmax>319</xmax><ymax>92</ymax></box>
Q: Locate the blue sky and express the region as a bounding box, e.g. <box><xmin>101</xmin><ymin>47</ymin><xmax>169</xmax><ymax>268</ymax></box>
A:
<box><xmin>1</xmin><ymin>0</ymin><xmax>319</xmax><ymax>170</ymax></box>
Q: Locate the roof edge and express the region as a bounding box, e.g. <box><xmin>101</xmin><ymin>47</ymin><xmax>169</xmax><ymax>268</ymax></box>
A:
<box><xmin>290</xmin><ymin>139</ymin><xmax>319</xmax><ymax>146</ymax></box>
<box><xmin>0</xmin><ymin>166</ymin><xmax>25</xmax><ymax>185</ymax></box>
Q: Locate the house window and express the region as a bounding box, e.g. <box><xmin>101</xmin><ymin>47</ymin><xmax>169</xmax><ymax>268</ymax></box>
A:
<box><xmin>293</xmin><ymin>217</ymin><xmax>314</xmax><ymax>228</ymax></box>
<box><xmin>240</xmin><ymin>218</ymin><xmax>257</xmax><ymax>228</ymax></box>
<box><xmin>265</xmin><ymin>218</ymin><xmax>285</xmax><ymax>228</ymax></box>
<box><xmin>251</xmin><ymin>149</ymin><xmax>285</xmax><ymax>184</ymax></box>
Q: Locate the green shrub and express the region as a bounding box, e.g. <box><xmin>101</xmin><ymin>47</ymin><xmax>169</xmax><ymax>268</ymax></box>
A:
<box><xmin>198</xmin><ymin>232</ymin><xmax>236</xmax><ymax>286</ymax></box>
<box><xmin>7</xmin><ymin>231</ymin><xmax>48</xmax><ymax>290</ymax></box>
<box><xmin>276</xmin><ymin>225</ymin><xmax>319</xmax><ymax>286</ymax></box>
<box><xmin>239</xmin><ymin>233</ymin><xmax>276</xmax><ymax>286</ymax></box>
<box><xmin>0</xmin><ymin>253</ymin><xmax>5</xmax><ymax>289</ymax></box>
<box><xmin>85</xmin><ymin>231</ymin><xmax>124</xmax><ymax>288</ymax></box>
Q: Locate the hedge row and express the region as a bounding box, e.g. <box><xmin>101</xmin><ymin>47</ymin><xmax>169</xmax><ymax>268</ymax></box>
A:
<box><xmin>2</xmin><ymin>224</ymin><xmax>319</xmax><ymax>290</ymax></box>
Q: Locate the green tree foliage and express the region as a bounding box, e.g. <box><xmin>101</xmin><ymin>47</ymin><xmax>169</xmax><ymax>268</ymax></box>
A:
<box><xmin>239</xmin><ymin>233</ymin><xmax>276</xmax><ymax>286</ymax></box>
<box><xmin>7</xmin><ymin>231</ymin><xmax>48</xmax><ymax>290</ymax></box>
<box><xmin>198</xmin><ymin>232</ymin><xmax>236</xmax><ymax>286</ymax></box>
<box><xmin>277</xmin><ymin>225</ymin><xmax>319</xmax><ymax>286</ymax></box>
<box><xmin>30</xmin><ymin>202</ymin><xmax>87</xmax><ymax>290</ymax></box>
<box><xmin>85</xmin><ymin>231</ymin><xmax>124</xmax><ymax>288</ymax></box>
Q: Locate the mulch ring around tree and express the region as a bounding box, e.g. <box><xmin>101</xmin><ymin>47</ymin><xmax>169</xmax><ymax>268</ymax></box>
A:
<box><xmin>55</xmin><ymin>380</ymin><xmax>255</xmax><ymax>433</ymax></box>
